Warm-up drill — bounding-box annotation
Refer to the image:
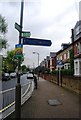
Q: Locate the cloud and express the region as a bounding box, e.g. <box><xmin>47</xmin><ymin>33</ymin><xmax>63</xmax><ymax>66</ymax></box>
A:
<box><xmin>0</xmin><ymin>0</ymin><xmax>80</xmax><ymax>67</ymax></box>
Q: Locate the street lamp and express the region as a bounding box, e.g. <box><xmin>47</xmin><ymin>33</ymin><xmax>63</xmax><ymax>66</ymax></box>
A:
<box><xmin>33</xmin><ymin>52</ymin><xmax>39</xmax><ymax>80</ymax></box>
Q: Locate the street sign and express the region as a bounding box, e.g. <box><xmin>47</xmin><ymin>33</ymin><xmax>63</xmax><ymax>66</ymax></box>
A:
<box><xmin>22</xmin><ymin>37</ymin><xmax>52</xmax><ymax>46</ymax></box>
<box><xmin>15</xmin><ymin>44</ymin><xmax>23</xmax><ymax>48</ymax></box>
<box><xmin>57</xmin><ymin>60</ymin><xmax>64</xmax><ymax>66</ymax></box>
<box><xmin>15</xmin><ymin>44</ymin><xmax>23</xmax><ymax>58</ymax></box>
<box><xmin>22</xmin><ymin>31</ymin><xmax>31</xmax><ymax>37</ymax></box>
<box><xmin>15</xmin><ymin>22</ymin><xmax>22</xmax><ymax>32</ymax></box>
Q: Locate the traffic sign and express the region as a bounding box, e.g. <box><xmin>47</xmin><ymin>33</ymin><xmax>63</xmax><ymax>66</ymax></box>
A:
<box><xmin>22</xmin><ymin>31</ymin><xmax>31</xmax><ymax>37</ymax></box>
<box><xmin>15</xmin><ymin>44</ymin><xmax>23</xmax><ymax>58</ymax></box>
<box><xmin>15</xmin><ymin>22</ymin><xmax>22</xmax><ymax>32</ymax></box>
<box><xmin>57</xmin><ymin>60</ymin><xmax>64</xmax><ymax>66</ymax></box>
<box><xmin>22</xmin><ymin>37</ymin><xmax>52</xmax><ymax>46</ymax></box>
<box><xmin>15</xmin><ymin>44</ymin><xmax>23</xmax><ymax>48</ymax></box>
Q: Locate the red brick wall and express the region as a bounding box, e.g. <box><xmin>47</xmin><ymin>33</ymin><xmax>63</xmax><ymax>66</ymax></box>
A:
<box><xmin>40</xmin><ymin>73</ymin><xmax>81</xmax><ymax>94</ymax></box>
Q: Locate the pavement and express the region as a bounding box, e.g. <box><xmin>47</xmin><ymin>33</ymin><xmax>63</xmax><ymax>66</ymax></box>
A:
<box><xmin>7</xmin><ymin>77</ymin><xmax>80</xmax><ymax>119</ymax></box>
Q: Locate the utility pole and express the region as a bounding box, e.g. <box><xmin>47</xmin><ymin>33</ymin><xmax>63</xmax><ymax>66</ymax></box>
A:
<box><xmin>15</xmin><ymin>0</ymin><xmax>24</xmax><ymax>118</ymax></box>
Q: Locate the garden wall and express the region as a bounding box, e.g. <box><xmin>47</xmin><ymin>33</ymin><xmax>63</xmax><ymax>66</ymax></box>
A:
<box><xmin>40</xmin><ymin>73</ymin><xmax>81</xmax><ymax>94</ymax></box>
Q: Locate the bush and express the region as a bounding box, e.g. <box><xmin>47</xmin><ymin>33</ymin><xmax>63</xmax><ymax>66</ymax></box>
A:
<box><xmin>52</xmin><ymin>69</ymin><xmax>73</xmax><ymax>76</ymax></box>
<box><xmin>52</xmin><ymin>70</ymin><xmax>59</xmax><ymax>75</ymax></box>
<box><xmin>61</xmin><ymin>69</ymin><xmax>73</xmax><ymax>76</ymax></box>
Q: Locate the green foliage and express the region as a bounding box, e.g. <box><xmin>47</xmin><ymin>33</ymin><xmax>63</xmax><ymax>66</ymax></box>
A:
<box><xmin>21</xmin><ymin>65</ymin><xmax>27</xmax><ymax>73</ymax></box>
<box><xmin>69</xmin><ymin>49</ymin><xmax>74</xmax><ymax>71</ymax></box>
<box><xmin>61</xmin><ymin>69</ymin><xmax>73</xmax><ymax>76</ymax></box>
<box><xmin>52</xmin><ymin>70</ymin><xmax>59</xmax><ymax>75</ymax></box>
<box><xmin>2</xmin><ymin>50</ymin><xmax>24</xmax><ymax>72</ymax></box>
<box><xmin>52</xmin><ymin>69</ymin><xmax>73</xmax><ymax>76</ymax></box>
<box><xmin>0</xmin><ymin>14</ymin><xmax>8</xmax><ymax>34</ymax></box>
<box><xmin>37</xmin><ymin>66</ymin><xmax>50</xmax><ymax>74</ymax></box>
<box><xmin>44</xmin><ymin>68</ymin><xmax>50</xmax><ymax>74</ymax></box>
<box><xmin>0</xmin><ymin>14</ymin><xmax>8</xmax><ymax>50</ymax></box>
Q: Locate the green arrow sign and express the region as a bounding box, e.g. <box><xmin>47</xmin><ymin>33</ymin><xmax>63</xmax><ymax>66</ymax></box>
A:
<box><xmin>22</xmin><ymin>31</ymin><xmax>31</xmax><ymax>37</ymax></box>
<box><xmin>15</xmin><ymin>22</ymin><xmax>22</xmax><ymax>32</ymax></box>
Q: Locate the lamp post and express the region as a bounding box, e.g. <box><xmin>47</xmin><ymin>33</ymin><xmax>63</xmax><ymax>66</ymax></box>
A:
<box><xmin>33</xmin><ymin>52</ymin><xmax>39</xmax><ymax>80</ymax></box>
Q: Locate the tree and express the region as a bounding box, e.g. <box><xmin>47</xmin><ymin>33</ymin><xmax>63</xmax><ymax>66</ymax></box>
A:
<box><xmin>21</xmin><ymin>65</ymin><xmax>27</xmax><ymax>72</ymax></box>
<box><xmin>3</xmin><ymin>50</ymin><xmax>24</xmax><ymax>73</ymax></box>
<box><xmin>0</xmin><ymin>14</ymin><xmax>8</xmax><ymax>50</ymax></box>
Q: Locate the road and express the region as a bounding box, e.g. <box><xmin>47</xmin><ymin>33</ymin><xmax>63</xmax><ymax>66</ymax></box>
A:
<box><xmin>2</xmin><ymin>74</ymin><xmax>30</xmax><ymax>91</ymax></box>
<box><xmin>0</xmin><ymin>74</ymin><xmax>31</xmax><ymax>110</ymax></box>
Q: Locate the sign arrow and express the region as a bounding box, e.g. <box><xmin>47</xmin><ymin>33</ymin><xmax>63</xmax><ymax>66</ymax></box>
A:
<box><xmin>15</xmin><ymin>22</ymin><xmax>22</xmax><ymax>32</ymax></box>
<box><xmin>21</xmin><ymin>37</ymin><xmax>52</xmax><ymax>46</ymax></box>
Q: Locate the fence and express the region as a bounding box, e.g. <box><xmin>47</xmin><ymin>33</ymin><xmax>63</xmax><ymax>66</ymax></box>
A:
<box><xmin>0</xmin><ymin>80</ymin><xmax>34</xmax><ymax>120</ymax></box>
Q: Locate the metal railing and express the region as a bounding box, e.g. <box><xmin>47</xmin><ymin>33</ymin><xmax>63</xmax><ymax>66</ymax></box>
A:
<box><xmin>0</xmin><ymin>80</ymin><xmax>34</xmax><ymax>120</ymax></box>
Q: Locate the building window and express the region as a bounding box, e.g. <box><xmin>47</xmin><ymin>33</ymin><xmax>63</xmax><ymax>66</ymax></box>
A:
<box><xmin>76</xmin><ymin>25</ymin><xmax>81</xmax><ymax>35</ymax></box>
<box><xmin>80</xmin><ymin>42</ymin><xmax>81</xmax><ymax>53</ymax></box>
<box><xmin>75</xmin><ymin>61</ymin><xmax>78</xmax><ymax>75</ymax></box>
<box><xmin>76</xmin><ymin>26</ymin><xmax>79</xmax><ymax>35</ymax></box>
<box><xmin>60</xmin><ymin>56</ymin><xmax>62</xmax><ymax>60</ymax></box>
<box><xmin>64</xmin><ymin>53</ymin><xmax>66</xmax><ymax>59</ymax></box>
<box><xmin>67</xmin><ymin>51</ymin><xmax>69</xmax><ymax>59</ymax></box>
<box><xmin>76</xmin><ymin>42</ymin><xmax>81</xmax><ymax>54</ymax></box>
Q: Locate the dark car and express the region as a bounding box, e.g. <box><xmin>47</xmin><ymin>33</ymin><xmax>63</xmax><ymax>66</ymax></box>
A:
<box><xmin>2</xmin><ymin>73</ymin><xmax>10</xmax><ymax>81</ymax></box>
<box><xmin>10</xmin><ymin>72</ymin><xmax>17</xmax><ymax>78</ymax></box>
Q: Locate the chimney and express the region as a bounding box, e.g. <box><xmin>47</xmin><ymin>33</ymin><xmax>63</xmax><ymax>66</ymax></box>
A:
<box><xmin>71</xmin><ymin>29</ymin><xmax>74</xmax><ymax>43</ymax></box>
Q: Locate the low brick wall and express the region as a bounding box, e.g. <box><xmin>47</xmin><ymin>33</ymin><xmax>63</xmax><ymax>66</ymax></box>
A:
<box><xmin>62</xmin><ymin>76</ymin><xmax>81</xmax><ymax>94</ymax></box>
<box><xmin>40</xmin><ymin>73</ymin><xmax>81</xmax><ymax>94</ymax></box>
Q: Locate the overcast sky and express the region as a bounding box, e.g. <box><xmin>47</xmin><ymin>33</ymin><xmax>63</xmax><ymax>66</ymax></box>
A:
<box><xmin>0</xmin><ymin>0</ymin><xmax>80</xmax><ymax>68</ymax></box>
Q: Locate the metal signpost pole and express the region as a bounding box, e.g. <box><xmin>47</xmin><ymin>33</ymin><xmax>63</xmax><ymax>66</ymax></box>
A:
<box><xmin>37</xmin><ymin>53</ymin><xmax>39</xmax><ymax>80</ymax></box>
<box><xmin>15</xmin><ymin>0</ymin><xmax>24</xmax><ymax>118</ymax></box>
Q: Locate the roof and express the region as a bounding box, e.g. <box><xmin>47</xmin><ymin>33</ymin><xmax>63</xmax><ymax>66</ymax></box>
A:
<box><xmin>74</xmin><ymin>20</ymin><xmax>81</xmax><ymax>29</ymax></box>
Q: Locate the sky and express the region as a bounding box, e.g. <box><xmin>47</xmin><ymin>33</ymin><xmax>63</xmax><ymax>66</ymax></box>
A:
<box><xmin>0</xmin><ymin>0</ymin><xmax>80</xmax><ymax>68</ymax></box>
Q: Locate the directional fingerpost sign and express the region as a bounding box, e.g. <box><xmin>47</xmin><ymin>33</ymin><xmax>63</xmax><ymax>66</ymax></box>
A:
<box><xmin>15</xmin><ymin>44</ymin><xmax>23</xmax><ymax>58</ymax></box>
<box><xmin>21</xmin><ymin>37</ymin><xmax>52</xmax><ymax>46</ymax></box>
<box><xmin>22</xmin><ymin>31</ymin><xmax>31</xmax><ymax>37</ymax></box>
<box><xmin>15</xmin><ymin>22</ymin><xmax>22</xmax><ymax>32</ymax></box>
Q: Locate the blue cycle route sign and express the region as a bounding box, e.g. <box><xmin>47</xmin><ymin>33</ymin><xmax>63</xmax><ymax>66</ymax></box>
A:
<box><xmin>57</xmin><ymin>60</ymin><xmax>64</xmax><ymax>66</ymax></box>
<box><xmin>21</xmin><ymin>37</ymin><xmax>52</xmax><ymax>46</ymax></box>
<box><xmin>15</xmin><ymin>44</ymin><xmax>23</xmax><ymax>58</ymax></box>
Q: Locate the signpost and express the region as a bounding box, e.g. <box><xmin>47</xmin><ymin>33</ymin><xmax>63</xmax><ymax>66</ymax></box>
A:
<box><xmin>22</xmin><ymin>31</ymin><xmax>31</xmax><ymax>37</ymax></box>
<box><xmin>22</xmin><ymin>37</ymin><xmax>52</xmax><ymax>46</ymax></box>
<box><xmin>15</xmin><ymin>22</ymin><xmax>22</xmax><ymax>32</ymax></box>
<box><xmin>57</xmin><ymin>59</ymin><xmax>63</xmax><ymax>86</ymax></box>
<box><xmin>15</xmin><ymin>0</ymin><xmax>52</xmax><ymax>119</ymax></box>
<box><xmin>15</xmin><ymin>0</ymin><xmax>24</xmax><ymax>119</ymax></box>
<box><xmin>57</xmin><ymin>59</ymin><xmax>64</xmax><ymax>66</ymax></box>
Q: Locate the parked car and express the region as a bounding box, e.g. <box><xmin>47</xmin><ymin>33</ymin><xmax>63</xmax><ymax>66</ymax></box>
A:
<box><xmin>2</xmin><ymin>73</ymin><xmax>10</xmax><ymax>81</ymax></box>
<box><xmin>27</xmin><ymin>73</ymin><xmax>34</xmax><ymax>79</ymax></box>
<box><xmin>10</xmin><ymin>72</ymin><xmax>17</xmax><ymax>78</ymax></box>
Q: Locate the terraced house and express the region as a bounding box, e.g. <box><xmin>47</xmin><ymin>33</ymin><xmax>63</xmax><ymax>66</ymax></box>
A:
<box><xmin>40</xmin><ymin>20</ymin><xmax>81</xmax><ymax>77</ymax></box>
<box><xmin>56</xmin><ymin>43</ymin><xmax>72</xmax><ymax>70</ymax></box>
<box><xmin>73</xmin><ymin>20</ymin><xmax>81</xmax><ymax>76</ymax></box>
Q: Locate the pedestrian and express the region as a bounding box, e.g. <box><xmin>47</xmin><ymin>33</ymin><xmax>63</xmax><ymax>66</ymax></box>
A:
<box><xmin>34</xmin><ymin>75</ymin><xmax>37</xmax><ymax>89</ymax></box>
